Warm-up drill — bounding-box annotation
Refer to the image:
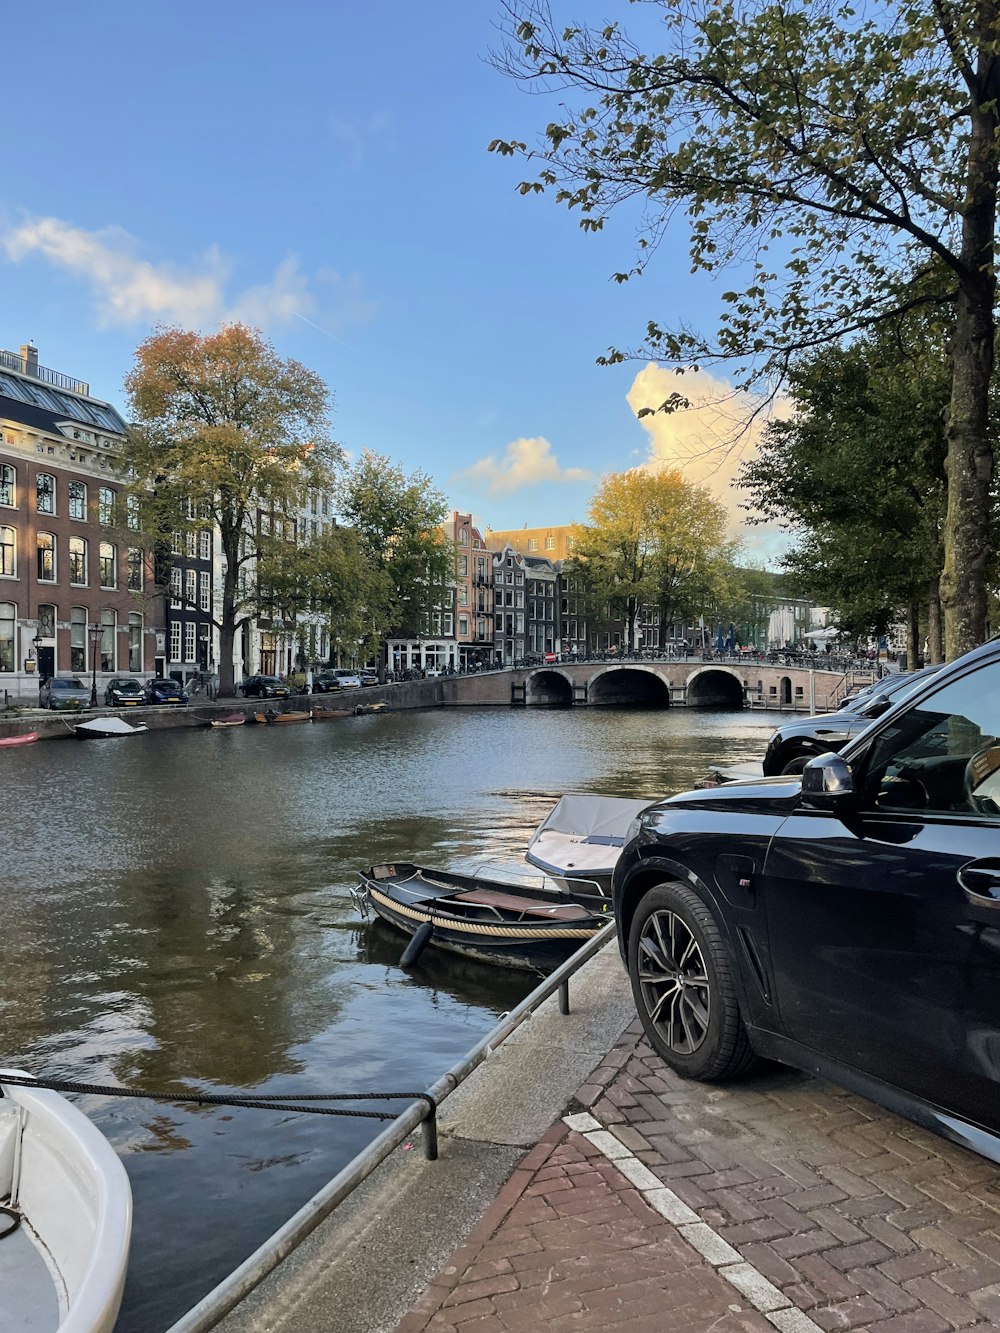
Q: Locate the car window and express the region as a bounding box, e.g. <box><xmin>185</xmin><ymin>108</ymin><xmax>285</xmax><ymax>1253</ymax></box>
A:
<box><xmin>858</xmin><ymin>661</ymin><xmax>1000</xmax><ymax>818</ymax></box>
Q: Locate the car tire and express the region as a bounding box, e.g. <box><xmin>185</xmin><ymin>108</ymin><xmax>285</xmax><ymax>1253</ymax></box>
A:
<box><xmin>627</xmin><ymin>882</ymin><xmax>757</xmax><ymax>1082</ymax></box>
<box><xmin>780</xmin><ymin>753</ymin><xmax>813</xmax><ymax>775</ymax></box>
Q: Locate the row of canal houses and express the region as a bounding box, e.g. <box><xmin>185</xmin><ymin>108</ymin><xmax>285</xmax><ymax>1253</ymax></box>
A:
<box><xmin>0</xmin><ymin>342</ymin><xmax>813</xmax><ymax>703</ymax></box>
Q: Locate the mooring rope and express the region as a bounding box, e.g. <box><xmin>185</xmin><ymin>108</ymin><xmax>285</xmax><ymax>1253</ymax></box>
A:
<box><xmin>0</xmin><ymin>1073</ymin><xmax>435</xmax><ymax>1122</ymax></box>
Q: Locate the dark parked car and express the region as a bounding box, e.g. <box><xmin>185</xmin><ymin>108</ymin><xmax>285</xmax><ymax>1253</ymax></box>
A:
<box><xmin>613</xmin><ymin>637</ymin><xmax>1000</xmax><ymax>1162</ymax></box>
<box><xmin>312</xmin><ymin>669</ymin><xmax>362</xmax><ymax>692</ymax></box>
<box><xmin>104</xmin><ymin>677</ymin><xmax>146</xmax><ymax>707</ymax></box>
<box><xmin>239</xmin><ymin>675</ymin><xmax>289</xmax><ymax>699</ymax></box>
<box><xmin>145</xmin><ymin>677</ymin><xmax>189</xmax><ymax>705</ymax></box>
<box><xmin>39</xmin><ymin>676</ymin><xmax>91</xmax><ymax>710</ymax></box>
<box><xmin>762</xmin><ymin>666</ymin><xmax>941</xmax><ymax>775</ymax></box>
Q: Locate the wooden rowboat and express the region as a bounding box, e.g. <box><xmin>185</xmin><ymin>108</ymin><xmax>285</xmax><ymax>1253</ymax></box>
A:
<box><xmin>0</xmin><ymin>731</ymin><xmax>38</xmax><ymax>748</ymax></box>
<box><xmin>358</xmin><ymin>863</ymin><xmax>611</xmax><ymax>972</ymax></box>
<box><xmin>0</xmin><ymin>1068</ymin><xmax>132</xmax><ymax>1332</ymax></box>
<box><xmin>254</xmin><ymin>710</ymin><xmax>312</xmax><ymax>725</ymax></box>
<box><xmin>209</xmin><ymin>713</ymin><xmax>246</xmax><ymax>728</ymax></box>
<box><xmin>311</xmin><ymin>707</ymin><xmax>353</xmax><ymax>721</ymax></box>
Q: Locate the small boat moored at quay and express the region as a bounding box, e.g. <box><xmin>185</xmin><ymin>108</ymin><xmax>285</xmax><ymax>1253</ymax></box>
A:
<box><xmin>208</xmin><ymin>712</ymin><xmax>246</xmax><ymax>728</ymax></box>
<box><xmin>0</xmin><ymin>731</ymin><xmax>38</xmax><ymax>747</ymax></box>
<box><xmin>525</xmin><ymin>793</ymin><xmax>653</xmax><ymax>897</ymax></box>
<box><xmin>0</xmin><ymin>1068</ymin><xmax>132</xmax><ymax>1333</ymax></box>
<box><xmin>310</xmin><ymin>706</ymin><xmax>354</xmax><ymax>721</ymax></box>
<box><xmin>253</xmin><ymin>710</ymin><xmax>312</xmax><ymax>725</ymax></box>
<box><xmin>358</xmin><ymin>862</ymin><xmax>611</xmax><ymax>972</ymax></box>
<box><xmin>74</xmin><ymin>717</ymin><xmax>149</xmax><ymax>740</ymax></box>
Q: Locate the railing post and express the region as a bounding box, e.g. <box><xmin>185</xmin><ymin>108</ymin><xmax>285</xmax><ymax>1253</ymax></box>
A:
<box><xmin>559</xmin><ymin>978</ymin><xmax>570</xmax><ymax>1015</ymax></box>
<box><xmin>423</xmin><ymin>1104</ymin><xmax>438</xmax><ymax>1160</ymax></box>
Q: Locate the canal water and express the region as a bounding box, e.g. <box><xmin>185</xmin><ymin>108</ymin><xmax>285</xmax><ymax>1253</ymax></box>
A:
<box><xmin>0</xmin><ymin>704</ymin><xmax>783</xmax><ymax>1331</ymax></box>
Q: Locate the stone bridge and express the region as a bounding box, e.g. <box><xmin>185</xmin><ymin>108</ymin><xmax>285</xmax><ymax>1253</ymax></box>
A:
<box><xmin>428</xmin><ymin>660</ymin><xmax>857</xmax><ymax>710</ymax></box>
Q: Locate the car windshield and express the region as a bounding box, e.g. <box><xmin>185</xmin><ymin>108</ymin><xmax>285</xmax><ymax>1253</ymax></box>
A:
<box><xmin>55</xmin><ymin>679</ymin><xmax>85</xmax><ymax>690</ymax></box>
<box><xmin>153</xmin><ymin>680</ymin><xmax>179</xmax><ymax>689</ymax></box>
<box><xmin>115</xmin><ymin>680</ymin><xmax>142</xmax><ymax>689</ymax></box>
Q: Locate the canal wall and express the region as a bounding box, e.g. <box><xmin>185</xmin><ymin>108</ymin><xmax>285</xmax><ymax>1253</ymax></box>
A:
<box><xmin>0</xmin><ymin>663</ymin><xmax>862</xmax><ymax>742</ymax></box>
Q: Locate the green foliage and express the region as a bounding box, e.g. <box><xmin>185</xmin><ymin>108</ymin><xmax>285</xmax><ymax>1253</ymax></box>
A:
<box><xmin>122</xmin><ymin>325</ymin><xmax>341</xmax><ymax>695</ymax></box>
<box><xmin>339</xmin><ymin>451</ymin><xmax>452</xmax><ymax>639</ymax></box>
<box><xmin>739</xmin><ymin>316</ymin><xmax>951</xmax><ymax>641</ymax></box>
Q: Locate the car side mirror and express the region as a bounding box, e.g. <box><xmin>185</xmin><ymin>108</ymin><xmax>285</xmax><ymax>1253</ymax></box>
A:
<box><xmin>800</xmin><ymin>752</ymin><xmax>856</xmax><ymax>808</ymax></box>
<box><xmin>862</xmin><ymin>698</ymin><xmax>891</xmax><ymax>719</ymax></box>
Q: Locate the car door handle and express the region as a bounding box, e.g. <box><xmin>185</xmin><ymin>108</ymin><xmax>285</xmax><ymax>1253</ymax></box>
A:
<box><xmin>958</xmin><ymin>859</ymin><xmax>1000</xmax><ymax>908</ymax></box>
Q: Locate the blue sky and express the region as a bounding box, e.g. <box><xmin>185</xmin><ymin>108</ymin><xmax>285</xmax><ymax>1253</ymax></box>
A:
<box><xmin>0</xmin><ymin>2</ymin><xmax>776</xmax><ymax>554</ymax></box>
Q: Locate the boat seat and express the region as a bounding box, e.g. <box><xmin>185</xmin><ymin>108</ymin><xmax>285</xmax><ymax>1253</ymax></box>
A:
<box><xmin>452</xmin><ymin>889</ymin><xmax>593</xmax><ymax>920</ymax></box>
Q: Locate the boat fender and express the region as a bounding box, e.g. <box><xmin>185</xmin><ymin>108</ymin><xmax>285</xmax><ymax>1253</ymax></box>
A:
<box><xmin>400</xmin><ymin>921</ymin><xmax>435</xmax><ymax>968</ymax></box>
<box><xmin>0</xmin><ymin>1205</ymin><xmax>20</xmax><ymax>1239</ymax></box>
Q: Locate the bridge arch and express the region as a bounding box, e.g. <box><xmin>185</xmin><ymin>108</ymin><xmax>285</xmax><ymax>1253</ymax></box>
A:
<box><xmin>587</xmin><ymin>666</ymin><xmax>670</xmax><ymax>707</ymax></box>
<box><xmin>525</xmin><ymin>669</ymin><xmax>574</xmax><ymax>706</ymax></box>
<box><xmin>685</xmin><ymin>667</ymin><xmax>745</xmax><ymax>709</ymax></box>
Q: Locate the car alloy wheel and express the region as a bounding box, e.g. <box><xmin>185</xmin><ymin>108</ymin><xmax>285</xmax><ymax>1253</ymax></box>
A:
<box><xmin>635</xmin><ymin>908</ymin><xmax>710</xmax><ymax>1055</ymax></box>
<box><xmin>627</xmin><ymin>882</ymin><xmax>757</xmax><ymax>1081</ymax></box>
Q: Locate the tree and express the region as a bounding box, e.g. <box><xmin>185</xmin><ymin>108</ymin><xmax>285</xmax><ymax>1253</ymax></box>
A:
<box><xmin>492</xmin><ymin>0</ymin><xmax>1000</xmax><ymax>658</ymax></box>
<box><xmin>339</xmin><ymin>451</ymin><xmax>453</xmax><ymax>644</ymax></box>
<box><xmin>740</xmin><ymin>322</ymin><xmax>951</xmax><ymax>662</ymax></box>
<box><xmin>123</xmin><ymin>325</ymin><xmax>339</xmax><ymax>697</ymax></box>
<box><xmin>570</xmin><ymin>466</ymin><xmax>737</xmax><ymax>644</ymax></box>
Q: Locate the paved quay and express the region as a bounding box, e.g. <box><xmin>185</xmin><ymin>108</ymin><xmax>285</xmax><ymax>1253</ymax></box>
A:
<box><xmin>219</xmin><ymin>946</ymin><xmax>1000</xmax><ymax>1333</ymax></box>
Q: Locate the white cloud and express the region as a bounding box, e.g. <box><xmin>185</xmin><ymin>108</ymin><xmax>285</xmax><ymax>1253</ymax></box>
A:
<box><xmin>457</xmin><ymin>436</ymin><xmax>592</xmax><ymax>496</ymax></box>
<box><xmin>626</xmin><ymin>363</ymin><xmax>790</xmax><ymax>558</ymax></box>
<box><xmin>329</xmin><ymin>111</ymin><xmax>394</xmax><ymax>167</ymax></box>
<box><xmin>1</xmin><ymin>214</ymin><xmax>375</xmax><ymax>335</ymax></box>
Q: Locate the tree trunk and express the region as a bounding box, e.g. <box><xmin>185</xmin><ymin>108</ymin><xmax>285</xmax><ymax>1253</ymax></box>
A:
<box><xmin>218</xmin><ymin>532</ymin><xmax>240</xmax><ymax>698</ymax></box>
<box><xmin>927</xmin><ymin>579</ymin><xmax>943</xmax><ymax>664</ymax></box>
<box><xmin>941</xmin><ymin>74</ymin><xmax>998</xmax><ymax>660</ymax></box>
<box><xmin>907</xmin><ymin>604</ymin><xmax>920</xmax><ymax>671</ymax></box>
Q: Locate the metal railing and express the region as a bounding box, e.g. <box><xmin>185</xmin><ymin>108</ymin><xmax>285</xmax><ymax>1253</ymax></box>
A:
<box><xmin>165</xmin><ymin>921</ymin><xmax>617</xmax><ymax>1333</ymax></box>
<box><xmin>0</xmin><ymin>348</ymin><xmax>90</xmax><ymax>396</ymax></box>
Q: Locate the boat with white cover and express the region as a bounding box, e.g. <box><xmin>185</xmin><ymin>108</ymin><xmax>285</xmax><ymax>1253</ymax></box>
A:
<box><xmin>525</xmin><ymin>793</ymin><xmax>654</xmax><ymax>896</ymax></box>
<box><xmin>74</xmin><ymin>717</ymin><xmax>148</xmax><ymax>740</ymax></box>
<box><xmin>0</xmin><ymin>1069</ymin><xmax>132</xmax><ymax>1333</ymax></box>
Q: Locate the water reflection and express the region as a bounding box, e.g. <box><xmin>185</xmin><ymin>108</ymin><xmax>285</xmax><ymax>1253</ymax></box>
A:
<box><xmin>0</xmin><ymin>706</ymin><xmax>780</xmax><ymax>1330</ymax></box>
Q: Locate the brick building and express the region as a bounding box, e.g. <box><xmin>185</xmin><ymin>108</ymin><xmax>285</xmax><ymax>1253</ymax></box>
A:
<box><xmin>0</xmin><ymin>344</ymin><xmax>163</xmax><ymax>703</ymax></box>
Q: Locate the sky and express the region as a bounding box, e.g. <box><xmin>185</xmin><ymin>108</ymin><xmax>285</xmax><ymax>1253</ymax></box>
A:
<box><xmin>0</xmin><ymin>1</ymin><xmax>784</xmax><ymax>562</ymax></box>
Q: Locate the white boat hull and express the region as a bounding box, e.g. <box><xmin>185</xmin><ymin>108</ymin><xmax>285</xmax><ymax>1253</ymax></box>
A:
<box><xmin>0</xmin><ymin>1070</ymin><xmax>132</xmax><ymax>1333</ymax></box>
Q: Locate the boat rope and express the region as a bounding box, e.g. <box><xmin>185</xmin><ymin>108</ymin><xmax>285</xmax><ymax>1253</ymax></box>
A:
<box><xmin>366</xmin><ymin>887</ymin><xmax>601</xmax><ymax>940</ymax></box>
<box><xmin>0</xmin><ymin>1073</ymin><xmax>435</xmax><ymax>1122</ymax></box>
<box><xmin>0</xmin><ymin>1205</ymin><xmax>20</xmax><ymax>1240</ymax></box>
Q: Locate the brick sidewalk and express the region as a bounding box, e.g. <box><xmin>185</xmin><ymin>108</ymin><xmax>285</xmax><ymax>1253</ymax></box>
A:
<box><xmin>397</xmin><ymin>1023</ymin><xmax>1000</xmax><ymax>1333</ymax></box>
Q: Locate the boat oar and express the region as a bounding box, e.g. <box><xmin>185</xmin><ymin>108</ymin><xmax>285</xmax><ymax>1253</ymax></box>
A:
<box><xmin>400</xmin><ymin>921</ymin><xmax>435</xmax><ymax>968</ymax></box>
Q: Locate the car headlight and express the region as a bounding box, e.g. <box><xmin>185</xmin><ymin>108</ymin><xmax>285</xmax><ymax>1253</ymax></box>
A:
<box><xmin>624</xmin><ymin>814</ymin><xmax>646</xmax><ymax>845</ymax></box>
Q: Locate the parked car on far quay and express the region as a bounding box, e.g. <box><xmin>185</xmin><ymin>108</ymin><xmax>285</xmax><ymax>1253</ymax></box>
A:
<box><xmin>145</xmin><ymin>677</ymin><xmax>189</xmax><ymax>705</ymax></box>
<box><xmin>313</xmin><ymin>669</ymin><xmax>362</xmax><ymax>692</ymax></box>
<box><xmin>613</xmin><ymin>635</ymin><xmax>1000</xmax><ymax>1163</ymax></box>
<box><xmin>104</xmin><ymin>678</ymin><xmax>146</xmax><ymax>707</ymax></box>
<box><xmin>239</xmin><ymin>675</ymin><xmax>289</xmax><ymax>699</ymax></box>
<box><xmin>359</xmin><ymin>669</ymin><xmax>379</xmax><ymax>687</ymax></box>
<box><xmin>39</xmin><ymin>676</ymin><xmax>91</xmax><ymax>710</ymax></box>
<box><xmin>762</xmin><ymin>665</ymin><xmax>941</xmax><ymax>775</ymax></box>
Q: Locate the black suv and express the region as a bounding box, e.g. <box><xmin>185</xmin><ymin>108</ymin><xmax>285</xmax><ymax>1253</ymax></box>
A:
<box><xmin>761</xmin><ymin>666</ymin><xmax>940</xmax><ymax>775</ymax></box>
<box><xmin>612</xmin><ymin>638</ymin><xmax>1000</xmax><ymax>1162</ymax></box>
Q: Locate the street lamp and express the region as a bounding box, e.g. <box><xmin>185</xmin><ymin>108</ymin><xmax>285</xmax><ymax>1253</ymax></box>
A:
<box><xmin>88</xmin><ymin>621</ymin><xmax>102</xmax><ymax>708</ymax></box>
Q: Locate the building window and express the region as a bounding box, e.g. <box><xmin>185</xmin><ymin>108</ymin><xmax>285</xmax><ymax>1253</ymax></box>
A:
<box><xmin>170</xmin><ymin>567</ymin><xmax>182</xmax><ymax>608</ymax></box>
<box><xmin>186</xmin><ymin>530</ymin><xmax>198</xmax><ymax>558</ymax></box>
<box><xmin>128</xmin><ymin>613</ymin><xmax>142</xmax><ymax>671</ymax></box>
<box><xmin>99</xmin><ymin>541</ymin><xmax>116</xmax><ymax>588</ymax></box>
<box><xmin>69</xmin><ymin>536</ymin><xmax>88</xmax><ymax>585</ymax></box>
<box><xmin>185</xmin><ymin>569</ymin><xmax>196</xmax><ymax>606</ymax></box>
<box><xmin>68</xmin><ymin>480</ymin><xmax>86</xmax><ymax>521</ymax></box>
<box><xmin>36</xmin><ymin>473</ymin><xmax>55</xmax><ymax>514</ymax></box>
<box><xmin>0</xmin><ymin>526</ymin><xmax>14</xmax><ymax>577</ymax></box>
<box><xmin>527</xmin><ymin>539</ymin><xmax>538</xmax><ymax>551</ymax></box>
<box><xmin>199</xmin><ymin>529</ymin><xmax>211</xmax><ymax>560</ymax></box>
<box><xmin>170</xmin><ymin>621</ymin><xmax>182</xmax><ymax>662</ymax></box>
<box><xmin>98</xmin><ymin>487</ymin><xmax>114</xmax><ymax>525</ymax></box>
<box><xmin>71</xmin><ymin>607</ymin><xmax>87</xmax><ymax>672</ymax></box>
<box><xmin>126</xmin><ymin>495</ymin><xmax>140</xmax><ymax>530</ymax></box>
<box><xmin>171</xmin><ymin>529</ymin><xmax>183</xmax><ymax>554</ymax></box>
<box><xmin>0</xmin><ymin>464</ymin><xmax>14</xmax><ymax>508</ymax></box>
<box><xmin>460</xmin><ymin>527</ymin><xmax>469</xmax><ymax>545</ymax></box>
<box><xmin>127</xmin><ymin>547</ymin><xmax>143</xmax><ymax>592</ymax></box>
<box><xmin>184</xmin><ymin>622</ymin><xmax>196</xmax><ymax>662</ymax></box>
<box><xmin>200</xmin><ymin>570</ymin><xmax>211</xmax><ymax>611</ymax></box>
<box><xmin>100</xmin><ymin>610</ymin><xmax>116</xmax><ymax>671</ymax></box>
<box><xmin>0</xmin><ymin>602</ymin><xmax>13</xmax><ymax>672</ymax></box>
<box><xmin>37</xmin><ymin>532</ymin><xmax>55</xmax><ymax>581</ymax></box>
<box><xmin>459</xmin><ymin>615</ymin><xmax>468</xmax><ymax>636</ymax></box>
